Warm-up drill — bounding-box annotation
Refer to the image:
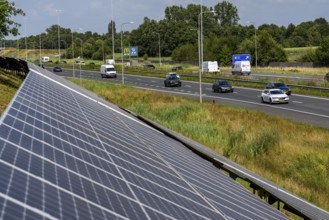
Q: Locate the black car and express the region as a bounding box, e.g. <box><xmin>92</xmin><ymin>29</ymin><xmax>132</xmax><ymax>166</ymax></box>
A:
<box><xmin>142</xmin><ymin>64</ymin><xmax>155</xmax><ymax>69</ymax></box>
<box><xmin>266</xmin><ymin>82</ymin><xmax>291</xmax><ymax>95</ymax></box>
<box><xmin>212</xmin><ymin>80</ymin><xmax>234</xmax><ymax>93</ymax></box>
<box><xmin>53</xmin><ymin>66</ymin><xmax>62</xmax><ymax>72</ymax></box>
<box><xmin>324</xmin><ymin>72</ymin><xmax>329</xmax><ymax>82</ymax></box>
<box><xmin>164</xmin><ymin>73</ymin><xmax>181</xmax><ymax>87</ymax></box>
<box><xmin>172</xmin><ymin>66</ymin><xmax>183</xmax><ymax>71</ymax></box>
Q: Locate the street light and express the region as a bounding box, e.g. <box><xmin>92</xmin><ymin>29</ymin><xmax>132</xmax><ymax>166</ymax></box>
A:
<box><xmin>198</xmin><ymin>6</ymin><xmax>215</xmax><ymax>103</ymax></box>
<box><xmin>71</xmin><ymin>28</ymin><xmax>82</xmax><ymax>77</ymax></box>
<box><xmin>111</xmin><ymin>0</ymin><xmax>115</xmax><ymax>60</ymax></box>
<box><xmin>76</xmin><ymin>38</ymin><xmax>83</xmax><ymax>82</ymax></box>
<box><xmin>55</xmin><ymin>9</ymin><xmax>62</xmax><ymax>64</ymax></box>
<box><xmin>247</xmin><ymin>21</ymin><xmax>258</xmax><ymax>68</ymax></box>
<box><xmin>153</xmin><ymin>32</ymin><xmax>161</xmax><ymax>67</ymax></box>
<box><xmin>121</xmin><ymin>21</ymin><xmax>134</xmax><ymax>84</ymax></box>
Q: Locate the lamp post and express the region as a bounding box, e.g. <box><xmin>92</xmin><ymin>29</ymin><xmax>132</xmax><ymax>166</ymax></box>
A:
<box><xmin>55</xmin><ymin>9</ymin><xmax>62</xmax><ymax>64</ymax></box>
<box><xmin>111</xmin><ymin>0</ymin><xmax>115</xmax><ymax>60</ymax></box>
<box><xmin>76</xmin><ymin>38</ymin><xmax>83</xmax><ymax>82</ymax></box>
<box><xmin>71</xmin><ymin>28</ymin><xmax>82</xmax><ymax>78</ymax></box>
<box><xmin>198</xmin><ymin>6</ymin><xmax>215</xmax><ymax>103</ymax></box>
<box><xmin>247</xmin><ymin>21</ymin><xmax>258</xmax><ymax>68</ymax></box>
<box><xmin>154</xmin><ymin>32</ymin><xmax>161</xmax><ymax>67</ymax></box>
<box><xmin>121</xmin><ymin>21</ymin><xmax>134</xmax><ymax>84</ymax></box>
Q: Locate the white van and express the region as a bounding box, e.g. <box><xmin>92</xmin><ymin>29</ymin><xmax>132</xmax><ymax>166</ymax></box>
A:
<box><xmin>100</xmin><ymin>64</ymin><xmax>117</xmax><ymax>78</ymax></box>
<box><xmin>42</xmin><ymin>56</ymin><xmax>50</xmax><ymax>63</ymax></box>
<box><xmin>232</xmin><ymin>61</ymin><xmax>251</xmax><ymax>75</ymax></box>
<box><xmin>202</xmin><ymin>61</ymin><xmax>220</xmax><ymax>73</ymax></box>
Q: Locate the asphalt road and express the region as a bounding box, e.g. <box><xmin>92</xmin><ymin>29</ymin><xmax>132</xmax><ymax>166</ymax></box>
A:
<box><xmin>55</xmin><ymin>68</ymin><xmax>329</xmax><ymax>129</ymax></box>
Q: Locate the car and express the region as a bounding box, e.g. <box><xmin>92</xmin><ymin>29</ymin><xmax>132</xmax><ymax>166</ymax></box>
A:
<box><xmin>164</xmin><ymin>73</ymin><xmax>181</xmax><ymax>87</ymax></box>
<box><xmin>142</xmin><ymin>64</ymin><xmax>155</xmax><ymax>69</ymax></box>
<box><xmin>266</xmin><ymin>82</ymin><xmax>291</xmax><ymax>95</ymax></box>
<box><xmin>212</xmin><ymin>80</ymin><xmax>234</xmax><ymax>93</ymax></box>
<box><xmin>53</xmin><ymin>66</ymin><xmax>62</xmax><ymax>72</ymax></box>
<box><xmin>324</xmin><ymin>72</ymin><xmax>329</xmax><ymax>82</ymax></box>
<box><xmin>261</xmin><ymin>89</ymin><xmax>289</xmax><ymax>104</ymax></box>
<box><xmin>172</xmin><ymin>66</ymin><xmax>183</xmax><ymax>71</ymax></box>
<box><xmin>38</xmin><ymin>64</ymin><xmax>45</xmax><ymax>69</ymax></box>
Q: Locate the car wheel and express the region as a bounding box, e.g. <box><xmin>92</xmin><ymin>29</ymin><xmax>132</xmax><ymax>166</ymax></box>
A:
<box><xmin>261</xmin><ymin>97</ymin><xmax>264</xmax><ymax>103</ymax></box>
<box><xmin>219</xmin><ymin>88</ymin><xmax>223</xmax><ymax>93</ymax></box>
<box><xmin>269</xmin><ymin>98</ymin><xmax>273</xmax><ymax>105</ymax></box>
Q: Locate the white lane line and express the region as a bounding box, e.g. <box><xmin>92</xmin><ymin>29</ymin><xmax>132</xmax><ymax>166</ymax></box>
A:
<box><xmin>292</xmin><ymin>101</ymin><xmax>303</xmax><ymax>104</ymax></box>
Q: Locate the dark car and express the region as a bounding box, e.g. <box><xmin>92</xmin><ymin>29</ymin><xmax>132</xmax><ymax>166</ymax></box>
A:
<box><xmin>172</xmin><ymin>66</ymin><xmax>183</xmax><ymax>71</ymax></box>
<box><xmin>53</xmin><ymin>66</ymin><xmax>62</xmax><ymax>72</ymax></box>
<box><xmin>324</xmin><ymin>72</ymin><xmax>329</xmax><ymax>82</ymax></box>
<box><xmin>164</xmin><ymin>73</ymin><xmax>181</xmax><ymax>87</ymax></box>
<box><xmin>266</xmin><ymin>82</ymin><xmax>291</xmax><ymax>95</ymax></box>
<box><xmin>212</xmin><ymin>80</ymin><xmax>234</xmax><ymax>93</ymax></box>
<box><xmin>142</xmin><ymin>64</ymin><xmax>155</xmax><ymax>69</ymax></box>
<box><xmin>38</xmin><ymin>64</ymin><xmax>45</xmax><ymax>69</ymax></box>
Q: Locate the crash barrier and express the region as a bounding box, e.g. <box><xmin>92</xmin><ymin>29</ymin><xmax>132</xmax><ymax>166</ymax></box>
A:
<box><xmin>0</xmin><ymin>57</ymin><xmax>29</xmax><ymax>78</ymax></box>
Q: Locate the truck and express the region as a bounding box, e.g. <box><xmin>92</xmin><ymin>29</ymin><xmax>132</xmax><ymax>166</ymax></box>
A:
<box><xmin>100</xmin><ymin>64</ymin><xmax>117</xmax><ymax>78</ymax></box>
<box><xmin>232</xmin><ymin>54</ymin><xmax>251</xmax><ymax>75</ymax></box>
<box><xmin>202</xmin><ymin>61</ymin><xmax>219</xmax><ymax>73</ymax></box>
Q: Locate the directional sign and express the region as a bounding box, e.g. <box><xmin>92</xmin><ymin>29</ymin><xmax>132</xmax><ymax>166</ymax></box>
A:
<box><xmin>130</xmin><ymin>47</ymin><xmax>138</xmax><ymax>57</ymax></box>
<box><xmin>124</xmin><ymin>47</ymin><xmax>130</xmax><ymax>56</ymax></box>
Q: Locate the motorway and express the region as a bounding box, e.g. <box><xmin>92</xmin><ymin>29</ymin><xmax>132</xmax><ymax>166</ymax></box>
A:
<box><xmin>54</xmin><ymin>68</ymin><xmax>329</xmax><ymax>129</ymax></box>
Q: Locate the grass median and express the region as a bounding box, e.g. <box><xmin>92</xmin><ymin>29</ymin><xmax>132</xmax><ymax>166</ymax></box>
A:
<box><xmin>70</xmin><ymin>78</ymin><xmax>329</xmax><ymax>214</ymax></box>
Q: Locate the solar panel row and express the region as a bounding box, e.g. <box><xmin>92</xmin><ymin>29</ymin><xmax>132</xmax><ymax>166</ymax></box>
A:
<box><xmin>0</xmin><ymin>68</ymin><xmax>289</xmax><ymax>219</ymax></box>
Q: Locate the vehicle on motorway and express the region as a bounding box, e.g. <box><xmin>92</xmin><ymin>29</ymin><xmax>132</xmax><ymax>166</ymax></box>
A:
<box><xmin>100</xmin><ymin>64</ymin><xmax>117</xmax><ymax>78</ymax></box>
<box><xmin>324</xmin><ymin>72</ymin><xmax>329</xmax><ymax>82</ymax></box>
<box><xmin>261</xmin><ymin>89</ymin><xmax>289</xmax><ymax>104</ymax></box>
<box><xmin>38</xmin><ymin>64</ymin><xmax>45</xmax><ymax>69</ymax></box>
<box><xmin>266</xmin><ymin>82</ymin><xmax>291</xmax><ymax>95</ymax></box>
<box><xmin>212</xmin><ymin>80</ymin><xmax>234</xmax><ymax>93</ymax></box>
<box><xmin>164</xmin><ymin>72</ymin><xmax>181</xmax><ymax>87</ymax></box>
<box><xmin>172</xmin><ymin>66</ymin><xmax>183</xmax><ymax>71</ymax></box>
<box><xmin>142</xmin><ymin>64</ymin><xmax>155</xmax><ymax>69</ymax></box>
<box><xmin>53</xmin><ymin>66</ymin><xmax>62</xmax><ymax>72</ymax></box>
<box><xmin>232</xmin><ymin>61</ymin><xmax>251</xmax><ymax>75</ymax></box>
<box><xmin>202</xmin><ymin>61</ymin><xmax>220</xmax><ymax>73</ymax></box>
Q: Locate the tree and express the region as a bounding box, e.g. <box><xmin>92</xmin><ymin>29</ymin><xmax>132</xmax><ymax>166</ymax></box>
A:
<box><xmin>0</xmin><ymin>1</ymin><xmax>25</xmax><ymax>37</ymax></box>
<box><xmin>315</xmin><ymin>36</ymin><xmax>329</xmax><ymax>65</ymax></box>
<box><xmin>214</xmin><ymin>1</ymin><xmax>239</xmax><ymax>27</ymax></box>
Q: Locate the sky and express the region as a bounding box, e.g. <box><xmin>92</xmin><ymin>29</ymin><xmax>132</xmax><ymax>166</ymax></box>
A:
<box><xmin>8</xmin><ymin>0</ymin><xmax>329</xmax><ymax>38</ymax></box>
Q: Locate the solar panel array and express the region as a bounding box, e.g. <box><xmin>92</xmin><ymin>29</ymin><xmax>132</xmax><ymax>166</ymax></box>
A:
<box><xmin>0</xmin><ymin>67</ymin><xmax>290</xmax><ymax>219</ymax></box>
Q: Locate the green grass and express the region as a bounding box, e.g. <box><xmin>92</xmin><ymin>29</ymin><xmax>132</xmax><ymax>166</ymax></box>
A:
<box><xmin>0</xmin><ymin>70</ymin><xmax>23</xmax><ymax>115</ymax></box>
<box><xmin>69</xmin><ymin>78</ymin><xmax>329</xmax><ymax>215</ymax></box>
<box><xmin>284</xmin><ymin>47</ymin><xmax>318</xmax><ymax>62</ymax></box>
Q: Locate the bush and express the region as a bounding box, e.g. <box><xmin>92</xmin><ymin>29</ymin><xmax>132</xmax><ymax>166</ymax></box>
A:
<box><xmin>245</xmin><ymin>128</ymin><xmax>279</xmax><ymax>158</ymax></box>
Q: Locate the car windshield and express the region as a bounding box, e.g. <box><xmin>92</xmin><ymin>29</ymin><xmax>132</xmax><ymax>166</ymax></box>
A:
<box><xmin>219</xmin><ymin>81</ymin><xmax>229</xmax><ymax>85</ymax></box>
<box><xmin>274</xmin><ymin>82</ymin><xmax>285</xmax><ymax>87</ymax></box>
<box><xmin>270</xmin><ymin>90</ymin><xmax>283</xmax><ymax>94</ymax></box>
<box><xmin>169</xmin><ymin>76</ymin><xmax>179</xmax><ymax>80</ymax></box>
<box><xmin>106</xmin><ymin>68</ymin><xmax>115</xmax><ymax>71</ymax></box>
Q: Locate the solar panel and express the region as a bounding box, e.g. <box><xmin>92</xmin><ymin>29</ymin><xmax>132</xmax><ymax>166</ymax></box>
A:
<box><xmin>0</xmin><ymin>67</ymin><xmax>291</xmax><ymax>219</ymax></box>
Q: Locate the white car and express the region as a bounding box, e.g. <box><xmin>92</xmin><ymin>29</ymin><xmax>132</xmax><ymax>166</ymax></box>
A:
<box><xmin>261</xmin><ymin>89</ymin><xmax>289</xmax><ymax>104</ymax></box>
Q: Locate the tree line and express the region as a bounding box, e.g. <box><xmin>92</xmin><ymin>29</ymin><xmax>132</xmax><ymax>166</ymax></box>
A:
<box><xmin>2</xmin><ymin>1</ymin><xmax>329</xmax><ymax>66</ymax></box>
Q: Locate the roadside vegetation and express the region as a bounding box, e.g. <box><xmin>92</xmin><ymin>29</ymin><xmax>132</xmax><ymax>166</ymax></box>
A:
<box><xmin>0</xmin><ymin>70</ymin><xmax>23</xmax><ymax>115</ymax></box>
<box><xmin>68</xmin><ymin>78</ymin><xmax>329</xmax><ymax>215</ymax></box>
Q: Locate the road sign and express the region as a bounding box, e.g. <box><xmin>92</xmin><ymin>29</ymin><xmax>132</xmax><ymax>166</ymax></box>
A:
<box><xmin>130</xmin><ymin>47</ymin><xmax>138</xmax><ymax>57</ymax></box>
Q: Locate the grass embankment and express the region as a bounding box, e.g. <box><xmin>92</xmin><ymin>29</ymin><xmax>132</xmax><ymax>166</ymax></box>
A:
<box><xmin>70</xmin><ymin>78</ymin><xmax>329</xmax><ymax>214</ymax></box>
<box><xmin>0</xmin><ymin>70</ymin><xmax>23</xmax><ymax>115</ymax></box>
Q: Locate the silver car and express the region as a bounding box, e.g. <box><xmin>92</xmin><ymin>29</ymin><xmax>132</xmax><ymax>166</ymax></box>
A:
<box><xmin>261</xmin><ymin>89</ymin><xmax>289</xmax><ymax>104</ymax></box>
